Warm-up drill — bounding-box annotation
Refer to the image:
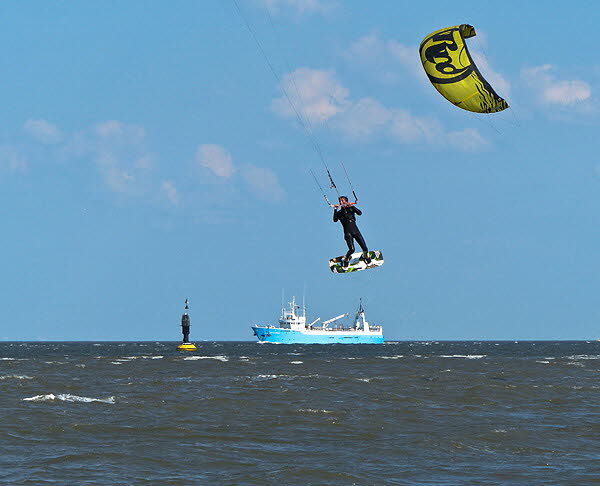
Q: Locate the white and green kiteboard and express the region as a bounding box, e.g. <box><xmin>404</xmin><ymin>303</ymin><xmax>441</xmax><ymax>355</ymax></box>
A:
<box><xmin>329</xmin><ymin>250</ymin><xmax>384</xmax><ymax>274</ymax></box>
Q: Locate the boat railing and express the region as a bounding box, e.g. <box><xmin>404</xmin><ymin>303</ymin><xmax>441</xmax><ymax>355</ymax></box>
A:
<box><xmin>308</xmin><ymin>325</ymin><xmax>382</xmax><ymax>332</ymax></box>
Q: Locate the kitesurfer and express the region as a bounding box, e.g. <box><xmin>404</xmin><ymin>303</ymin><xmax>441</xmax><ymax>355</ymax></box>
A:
<box><xmin>333</xmin><ymin>196</ymin><xmax>370</xmax><ymax>267</ymax></box>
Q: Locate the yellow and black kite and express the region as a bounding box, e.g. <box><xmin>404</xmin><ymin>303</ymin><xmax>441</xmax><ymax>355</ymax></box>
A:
<box><xmin>419</xmin><ymin>24</ymin><xmax>508</xmax><ymax>114</ymax></box>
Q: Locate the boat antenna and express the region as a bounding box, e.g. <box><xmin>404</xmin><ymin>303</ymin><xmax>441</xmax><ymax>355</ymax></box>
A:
<box><xmin>302</xmin><ymin>284</ymin><xmax>306</xmax><ymax>318</ymax></box>
<box><xmin>341</xmin><ymin>162</ymin><xmax>358</xmax><ymax>203</ymax></box>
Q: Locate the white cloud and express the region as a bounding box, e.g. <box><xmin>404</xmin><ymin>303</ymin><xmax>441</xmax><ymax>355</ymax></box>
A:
<box><xmin>258</xmin><ymin>0</ymin><xmax>335</xmax><ymax>14</ymax></box>
<box><xmin>521</xmin><ymin>64</ymin><xmax>591</xmax><ymax>106</ymax></box>
<box><xmin>272</xmin><ymin>68</ymin><xmax>349</xmax><ymax>124</ymax></box>
<box><xmin>194</xmin><ymin>144</ymin><xmax>285</xmax><ymax>202</ymax></box>
<box><xmin>134</xmin><ymin>154</ymin><xmax>155</xmax><ymax>170</ymax></box>
<box><xmin>0</xmin><ymin>146</ymin><xmax>27</xmax><ymax>172</ymax></box>
<box><xmin>95</xmin><ymin>120</ymin><xmax>146</xmax><ymax>145</ymax></box>
<box><xmin>23</xmin><ymin>119</ymin><xmax>62</xmax><ymax>144</ymax></box>
<box><xmin>99</xmin><ymin>166</ymin><xmax>135</xmax><ymax>193</ymax></box>
<box><xmin>274</xmin><ymin>67</ymin><xmax>489</xmax><ymax>151</ymax></box>
<box><xmin>387</xmin><ymin>40</ymin><xmax>424</xmax><ymax>79</ymax></box>
<box><xmin>196</xmin><ymin>144</ymin><xmax>236</xmax><ymax>178</ymax></box>
<box><xmin>242</xmin><ymin>165</ymin><xmax>286</xmax><ymax>201</ymax></box>
<box><xmin>386</xmin><ymin>111</ymin><xmax>488</xmax><ymax>151</ymax></box>
<box><xmin>345</xmin><ymin>34</ymin><xmax>386</xmax><ymax>62</ymax></box>
<box><xmin>344</xmin><ymin>34</ymin><xmax>424</xmax><ymax>83</ymax></box>
<box><xmin>543</xmin><ymin>80</ymin><xmax>591</xmax><ymax>105</ymax></box>
<box><xmin>388</xmin><ymin>110</ymin><xmax>438</xmax><ymax>144</ymax></box>
<box><xmin>161</xmin><ymin>180</ymin><xmax>181</xmax><ymax>205</ymax></box>
<box><xmin>344</xmin><ymin>34</ymin><xmax>427</xmax><ymax>80</ymax></box>
<box><xmin>447</xmin><ymin>128</ymin><xmax>490</xmax><ymax>152</ymax></box>
<box><xmin>331</xmin><ymin>97</ymin><xmax>391</xmax><ymax>139</ymax></box>
<box><xmin>67</xmin><ymin>121</ymin><xmax>154</xmax><ymax>194</ymax></box>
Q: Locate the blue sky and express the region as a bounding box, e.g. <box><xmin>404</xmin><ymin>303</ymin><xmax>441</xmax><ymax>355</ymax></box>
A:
<box><xmin>2</xmin><ymin>0</ymin><xmax>600</xmax><ymax>340</ymax></box>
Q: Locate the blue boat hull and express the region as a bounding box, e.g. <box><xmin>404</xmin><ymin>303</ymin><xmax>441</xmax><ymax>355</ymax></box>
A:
<box><xmin>251</xmin><ymin>326</ymin><xmax>384</xmax><ymax>344</ymax></box>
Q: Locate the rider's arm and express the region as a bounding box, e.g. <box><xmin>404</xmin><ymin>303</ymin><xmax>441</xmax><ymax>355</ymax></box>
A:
<box><xmin>353</xmin><ymin>206</ymin><xmax>362</xmax><ymax>216</ymax></box>
<box><xmin>333</xmin><ymin>208</ymin><xmax>339</xmax><ymax>222</ymax></box>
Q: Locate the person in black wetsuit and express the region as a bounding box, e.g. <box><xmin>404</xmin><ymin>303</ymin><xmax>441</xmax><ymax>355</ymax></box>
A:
<box><xmin>333</xmin><ymin>196</ymin><xmax>370</xmax><ymax>267</ymax></box>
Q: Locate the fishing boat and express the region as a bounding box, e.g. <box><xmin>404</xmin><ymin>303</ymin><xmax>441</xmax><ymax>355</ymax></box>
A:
<box><xmin>251</xmin><ymin>297</ymin><xmax>383</xmax><ymax>344</ymax></box>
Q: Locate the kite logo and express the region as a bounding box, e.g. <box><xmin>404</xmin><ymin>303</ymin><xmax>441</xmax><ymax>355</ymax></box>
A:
<box><xmin>420</xmin><ymin>28</ymin><xmax>473</xmax><ymax>85</ymax></box>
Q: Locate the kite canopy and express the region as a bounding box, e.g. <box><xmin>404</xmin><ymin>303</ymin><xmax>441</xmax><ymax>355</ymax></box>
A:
<box><xmin>419</xmin><ymin>24</ymin><xmax>509</xmax><ymax>114</ymax></box>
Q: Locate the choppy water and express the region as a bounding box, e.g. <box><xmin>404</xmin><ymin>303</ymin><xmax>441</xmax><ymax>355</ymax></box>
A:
<box><xmin>1</xmin><ymin>341</ymin><xmax>599</xmax><ymax>485</ymax></box>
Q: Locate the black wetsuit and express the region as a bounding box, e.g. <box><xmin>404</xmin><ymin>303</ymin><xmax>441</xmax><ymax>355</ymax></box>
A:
<box><xmin>333</xmin><ymin>206</ymin><xmax>368</xmax><ymax>259</ymax></box>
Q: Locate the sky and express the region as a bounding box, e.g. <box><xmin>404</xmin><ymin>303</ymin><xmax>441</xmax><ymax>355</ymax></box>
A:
<box><xmin>2</xmin><ymin>0</ymin><xmax>600</xmax><ymax>341</ymax></box>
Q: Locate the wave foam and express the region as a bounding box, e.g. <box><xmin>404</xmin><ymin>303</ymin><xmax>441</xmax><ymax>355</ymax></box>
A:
<box><xmin>256</xmin><ymin>374</ymin><xmax>279</xmax><ymax>380</ymax></box>
<box><xmin>183</xmin><ymin>355</ymin><xmax>228</xmax><ymax>362</ymax></box>
<box><xmin>23</xmin><ymin>394</ymin><xmax>115</xmax><ymax>404</ymax></box>
<box><xmin>298</xmin><ymin>408</ymin><xmax>334</xmax><ymax>414</ymax></box>
<box><xmin>0</xmin><ymin>375</ymin><xmax>33</xmax><ymax>380</ymax></box>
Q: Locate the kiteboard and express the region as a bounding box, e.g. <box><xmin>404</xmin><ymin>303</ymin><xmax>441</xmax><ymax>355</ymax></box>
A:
<box><xmin>329</xmin><ymin>250</ymin><xmax>384</xmax><ymax>274</ymax></box>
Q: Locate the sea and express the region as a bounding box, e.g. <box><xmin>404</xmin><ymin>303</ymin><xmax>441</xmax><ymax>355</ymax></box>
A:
<box><xmin>1</xmin><ymin>341</ymin><xmax>599</xmax><ymax>485</ymax></box>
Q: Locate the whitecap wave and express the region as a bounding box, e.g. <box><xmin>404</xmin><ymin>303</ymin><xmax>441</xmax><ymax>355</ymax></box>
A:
<box><xmin>23</xmin><ymin>394</ymin><xmax>115</xmax><ymax>404</ymax></box>
<box><xmin>0</xmin><ymin>375</ymin><xmax>33</xmax><ymax>380</ymax></box>
<box><xmin>183</xmin><ymin>355</ymin><xmax>228</xmax><ymax>362</ymax></box>
<box><xmin>298</xmin><ymin>408</ymin><xmax>334</xmax><ymax>414</ymax></box>
<box><xmin>377</xmin><ymin>355</ymin><xmax>404</xmax><ymax>359</ymax></box>
<box><xmin>439</xmin><ymin>355</ymin><xmax>486</xmax><ymax>359</ymax></box>
<box><xmin>290</xmin><ymin>361</ymin><xmax>303</xmax><ymax>364</ymax></box>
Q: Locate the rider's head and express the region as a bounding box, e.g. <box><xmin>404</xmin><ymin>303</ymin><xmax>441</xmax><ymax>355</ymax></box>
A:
<box><xmin>338</xmin><ymin>196</ymin><xmax>349</xmax><ymax>206</ymax></box>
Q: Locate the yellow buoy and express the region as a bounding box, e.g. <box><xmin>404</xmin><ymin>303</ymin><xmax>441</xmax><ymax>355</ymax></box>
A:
<box><xmin>177</xmin><ymin>342</ymin><xmax>197</xmax><ymax>351</ymax></box>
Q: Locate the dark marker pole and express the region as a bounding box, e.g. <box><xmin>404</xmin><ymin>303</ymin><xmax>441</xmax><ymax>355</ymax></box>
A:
<box><xmin>181</xmin><ymin>299</ymin><xmax>191</xmax><ymax>343</ymax></box>
<box><xmin>177</xmin><ymin>299</ymin><xmax>197</xmax><ymax>351</ymax></box>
